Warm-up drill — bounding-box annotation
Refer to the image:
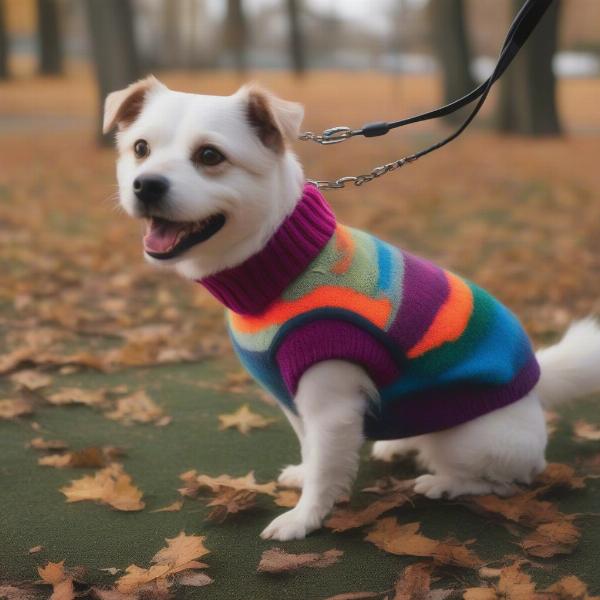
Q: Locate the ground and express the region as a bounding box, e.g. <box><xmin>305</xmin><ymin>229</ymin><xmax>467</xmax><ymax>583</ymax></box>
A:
<box><xmin>1</xmin><ymin>68</ymin><xmax>600</xmax><ymax>599</ymax></box>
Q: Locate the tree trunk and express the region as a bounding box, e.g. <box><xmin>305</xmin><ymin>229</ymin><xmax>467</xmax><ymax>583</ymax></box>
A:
<box><xmin>0</xmin><ymin>0</ymin><xmax>8</xmax><ymax>79</ymax></box>
<box><xmin>36</xmin><ymin>0</ymin><xmax>63</xmax><ymax>75</ymax></box>
<box><xmin>429</xmin><ymin>0</ymin><xmax>475</xmax><ymax>122</ymax></box>
<box><xmin>85</xmin><ymin>0</ymin><xmax>141</xmax><ymax>145</ymax></box>
<box><xmin>223</xmin><ymin>0</ymin><xmax>247</xmax><ymax>73</ymax></box>
<box><xmin>497</xmin><ymin>0</ymin><xmax>561</xmax><ymax>136</ymax></box>
<box><xmin>286</xmin><ymin>0</ymin><xmax>305</xmax><ymax>75</ymax></box>
<box><xmin>162</xmin><ymin>0</ymin><xmax>182</xmax><ymax>68</ymax></box>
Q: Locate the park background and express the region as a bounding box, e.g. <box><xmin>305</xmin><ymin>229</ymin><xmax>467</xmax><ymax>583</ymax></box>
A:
<box><xmin>1</xmin><ymin>1</ymin><xmax>600</xmax><ymax>599</ymax></box>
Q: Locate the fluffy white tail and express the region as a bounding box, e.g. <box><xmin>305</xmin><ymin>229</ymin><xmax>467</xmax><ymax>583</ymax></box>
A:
<box><xmin>535</xmin><ymin>318</ymin><xmax>600</xmax><ymax>407</ymax></box>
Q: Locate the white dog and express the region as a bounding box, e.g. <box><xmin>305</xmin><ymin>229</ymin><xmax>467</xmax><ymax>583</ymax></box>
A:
<box><xmin>105</xmin><ymin>76</ymin><xmax>600</xmax><ymax>541</ymax></box>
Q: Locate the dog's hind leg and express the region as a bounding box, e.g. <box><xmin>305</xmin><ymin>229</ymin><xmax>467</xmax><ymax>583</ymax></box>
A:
<box><xmin>261</xmin><ymin>360</ymin><xmax>373</xmax><ymax>541</ymax></box>
<box><xmin>413</xmin><ymin>391</ymin><xmax>547</xmax><ymax>499</ymax></box>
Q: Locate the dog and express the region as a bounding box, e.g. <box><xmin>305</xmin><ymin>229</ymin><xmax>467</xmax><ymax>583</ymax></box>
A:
<box><xmin>105</xmin><ymin>76</ymin><xmax>600</xmax><ymax>541</ymax></box>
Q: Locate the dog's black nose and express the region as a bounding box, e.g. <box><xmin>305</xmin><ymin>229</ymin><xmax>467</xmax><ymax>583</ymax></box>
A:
<box><xmin>133</xmin><ymin>174</ymin><xmax>170</xmax><ymax>205</ymax></box>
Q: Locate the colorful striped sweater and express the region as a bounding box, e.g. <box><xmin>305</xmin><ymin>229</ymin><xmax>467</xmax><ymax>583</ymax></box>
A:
<box><xmin>200</xmin><ymin>184</ymin><xmax>540</xmax><ymax>440</ymax></box>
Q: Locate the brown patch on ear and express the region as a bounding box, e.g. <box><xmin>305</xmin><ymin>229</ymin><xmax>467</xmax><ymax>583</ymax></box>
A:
<box><xmin>102</xmin><ymin>75</ymin><xmax>165</xmax><ymax>135</ymax></box>
<box><xmin>244</xmin><ymin>84</ymin><xmax>304</xmax><ymax>153</ymax></box>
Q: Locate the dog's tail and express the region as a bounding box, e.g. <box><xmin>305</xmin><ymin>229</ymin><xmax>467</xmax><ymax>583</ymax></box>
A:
<box><xmin>535</xmin><ymin>317</ymin><xmax>600</xmax><ymax>408</ymax></box>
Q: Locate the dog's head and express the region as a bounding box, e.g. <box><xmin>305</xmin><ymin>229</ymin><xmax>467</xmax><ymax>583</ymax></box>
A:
<box><xmin>104</xmin><ymin>76</ymin><xmax>305</xmax><ymax>278</ymax></box>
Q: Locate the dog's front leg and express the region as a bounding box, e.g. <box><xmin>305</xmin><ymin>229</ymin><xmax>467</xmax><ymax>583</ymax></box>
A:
<box><xmin>261</xmin><ymin>361</ymin><xmax>372</xmax><ymax>541</ymax></box>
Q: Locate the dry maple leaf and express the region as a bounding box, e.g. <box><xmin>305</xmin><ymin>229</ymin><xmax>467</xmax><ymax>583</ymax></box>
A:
<box><xmin>366</xmin><ymin>518</ymin><xmax>483</xmax><ymax>569</ymax></box>
<box><xmin>116</xmin><ymin>532</ymin><xmax>210</xmax><ymax>593</ymax></box>
<box><xmin>520</xmin><ymin>519</ymin><xmax>581</xmax><ymax>558</ymax></box>
<box><xmin>29</xmin><ymin>545</ymin><xmax>44</xmax><ymax>554</ymax></box>
<box><xmin>38</xmin><ymin>446</ymin><xmax>121</xmax><ymax>469</ymax></box>
<box><xmin>10</xmin><ymin>369</ymin><xmax>52</xmax><ymax>390</ymax></box>
<box><xmin>495</xmin><ymin>562</ymin><xmax>540</xmax><ymax>600</ymax></box>
<box><xmin>48</xmin><ymin>387</ymin><xmax>107</xmax><ymax>406</ymax></box>
<box><xmin>179</xmin><ymin>469</ymin><xmax>277</xmax><ymax>497</ymax></box>
<box><xmin>465</xmin><ymin>489</ymin><xmax>563</xmax><ymax>527</ymax></box>
<box><xmin>60</xmin><ymin>463</ymin><xmax>144</xmax><ymax>511</ymax></box>
<box><xmin>206</xmin><ymin>488</ymin><xmax>257</xmax><ymax>522</ymax></box>
<box><xmin>535</xmin><ymin>463</ymin><xmax>587</xmax><ymax>490</ymax></box>
<box><xmin>362</xmin><ymin>477</ymin><xmax>416</xmax><ymax>495</ymax></box>
<box><xmin>325</xmin><ymin>492</ymin><xmax>414</xmax><ymax>532</ymax></box>
<box><xmin>573</xmin><ymin>420</ymin><xmax>600</xmax><ymax>441</ymax></box>
<box><xmin>0</xmin><ymin>398</ymin><xmax>33</xmax><ymax>419</ymax></box>
<box><xmin>392</xmin><ymin>562</ymin><xmax>434</xmax><ymax>600</ymax></box>
<box><xmin>274</xmin><ymin>489</ymin><xmax>300</xmax><ymax>508</ymax></box>
<box><xmin>257</xmin><ymin>547</ymin><xmax>343</xmax><ymax>573</ymax></box>
<box><xmin>463</xmin><ymin>588</ymin><xmax>497</xmax><ymax>600</ymax></box>
<box><xmin>544</xmin><ymin>575</ymin><xmax>600</xmax><ymax>600</ymax></box>
<box><xmin>104</xmin><ymin>390</ymin><xmax>166</xmax><ymax>425</ymax></box>
<box><xmin>218</xmin><ymin>403</ymin><xmax>277</xmax><ymax>434</ymax></box>
<box><xmin>37</xmin><ymin>561</ymin><xmax>75</xmax><ymax>600</ymax></box>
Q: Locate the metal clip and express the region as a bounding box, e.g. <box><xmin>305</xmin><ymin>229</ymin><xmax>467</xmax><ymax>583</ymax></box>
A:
<box><xmin>299</xmin><ymin>126</ymin><xmax>358</xmax><ymax>145</ymax></box>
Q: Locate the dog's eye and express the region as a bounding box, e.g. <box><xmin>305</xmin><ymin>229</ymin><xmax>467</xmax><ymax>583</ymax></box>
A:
<box><xmin>134</xmin><ymin>139</ymin><xmax>150</xmax><ymax>159</ymax></box>
<box><xmin>193</xmin><ymin>146</ymin><xmax>226</xmax><ymax>167</ymax></box>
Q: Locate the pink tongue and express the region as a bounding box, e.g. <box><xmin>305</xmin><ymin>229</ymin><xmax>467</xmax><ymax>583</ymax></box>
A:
<box><xmin>143</xmin><ymin>220</ymin><xmax>185</xmax><ymax>253</ymax></box>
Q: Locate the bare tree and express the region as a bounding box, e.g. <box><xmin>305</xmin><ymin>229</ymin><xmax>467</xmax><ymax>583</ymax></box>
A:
<box><xmin>85</xmin><ymin>0</ymin><xmax>141</xmax><ymax>144</ymax></box>
<box><xmin>0</xmin><ymin>0</ymin><xmax>8</xmax><ymax>79</ymax></box>
<box><xmin>223</xmin><ymin>0</ymin><xmax>247</xmax><ymax>72</ymax></box>
<box><xmin>497</xmin><ymin>0</ymin><xmax>561</xmax><ymax>136</ymax></box>
<box><xmin>429</xmin><ymin>0</ymin><xmax>475</xmax><ymax>121</ymax></box>
<box><xmin>36</xmin><ymin>0</ymin><xmax>63</xmax><ymax>75</ymax></box>
<box><xmin>286</xmin><ymin>0</ymin><xmax>305</xmax><ymax>75</ymax></box>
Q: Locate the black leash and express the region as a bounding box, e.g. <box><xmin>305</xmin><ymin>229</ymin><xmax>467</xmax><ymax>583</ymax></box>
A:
<box><xmin>301</xmin><ymin>0</ymin><xmax>555</xmax><ymax>189</ymax></box>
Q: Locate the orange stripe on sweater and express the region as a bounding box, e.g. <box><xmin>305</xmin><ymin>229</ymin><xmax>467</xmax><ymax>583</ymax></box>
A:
<box><xmin>230</xmin><ymin>285</ymin><xmax>392</xmax><ymax>334</ymax></box>
<box><xmin>407</xmin><ymin>272</ymin><xmax>474</xmax><ymax>359</ymax></box>
<box><xmin>331</xmin><ymin>226</ymin><xmax>355</xmax><ymax>274</ymax></box>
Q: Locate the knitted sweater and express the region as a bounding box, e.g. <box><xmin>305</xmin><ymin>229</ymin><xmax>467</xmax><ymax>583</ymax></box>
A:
<box><xmin>200</xmin><ymin>184</ymin><xmax>540</xmax><ymax>440</ymax></box>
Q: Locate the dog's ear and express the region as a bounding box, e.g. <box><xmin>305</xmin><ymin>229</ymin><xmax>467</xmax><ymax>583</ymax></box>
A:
<box><xmin>103</xmin><ymin>76</ymin><xmax>166</xmax><ymax>135</ymax></box>
<box><xmin>240</xmin><ymin>84</ymin><xmax>304</xmax><ymax>153</ymax></box>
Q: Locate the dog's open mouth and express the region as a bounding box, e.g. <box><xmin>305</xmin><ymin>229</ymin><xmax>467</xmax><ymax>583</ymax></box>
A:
<box><xmin>143</xmin><ymin>213</ymin><xmax>226</xmax><ymax>259</ymax></box>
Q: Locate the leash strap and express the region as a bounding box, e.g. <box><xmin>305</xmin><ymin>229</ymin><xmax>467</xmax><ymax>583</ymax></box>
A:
<box><xmin>302</xmin><ymin>0</ymin><xmax>554</xmax><ymax>189</ymax></box>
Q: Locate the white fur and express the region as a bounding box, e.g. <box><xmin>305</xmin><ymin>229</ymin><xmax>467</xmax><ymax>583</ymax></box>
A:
<box><xmin>108</xmin><ymin>80</ymin><xmax>600</xmax><ymax>541</ymax></box>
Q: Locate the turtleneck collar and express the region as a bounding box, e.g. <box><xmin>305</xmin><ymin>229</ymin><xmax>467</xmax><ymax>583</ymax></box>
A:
<box><xmin>199</xmin><ymin>183</ymin><xmax>336</xmax><ymax>315</ymax></box>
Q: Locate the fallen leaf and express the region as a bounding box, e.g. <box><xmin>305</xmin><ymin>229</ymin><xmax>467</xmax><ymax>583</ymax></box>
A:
<box><xmin>392</xmin><ymin>562</ymin><xmax>433</xmax><ymax>600</ymax></box>
<box><xmin>29</xmin><ymin>437</ymin><xmax>68</xmax><ymax>451</ymax></box>
<box><xmin>496</xmin><ymin>562</ymin><xmax>539</xmax><ymax>599</ymax></box>
<box><xmin>257</xmin><ymin>547</ymin><xmax>343</xmax><ymax>573</ymax></box>
<box><xmin>326</xmin><ymin>492</ymin><xmax>413</xmax><ymax>532</ymax></box>
<box><xmin>544</xmin><ymin>575</ymin><xmax>599</xmax><ymax>599</ymax></box>
<box><xmin>463</xmin><ymin>588</ymin><xmax>497</xmax><ymax>600</ymax></box>
<box><xmin>218</xmin><ymin>403</ymin><xmax>277</xmax><ymax>434</ymax></box>
<box><xmin>152</xmin><ymin>500</ymin><xmax>184</xmax><ymax>513</ymax></box>
<box><xmin>362</xmin><ymin>477</ymin><xmax>415</xmax><ymax>495</ymax></box>
<box><xmin>177</xmin><ymin>571</ymin><xmax>214</xmax><ymax>587</ymax></box>
<box><xmin>48</xmin><ymin>387</ymin><xmax>106</xmax><ymax>407</ymax></box>
<box><xmin>29</xmin><ymin>545</ymin><xmax>44</xmax><ymax>554</ymax></box>
<box><xmin>60</xmin><ymin>463</ymin><xmax>144</xmax><ymax>511</ymax></box>
<box><xmin>10</xmin><ymin>369</ymin><xmax>52</xmax><ymax>390</ymax></box>
<box><xmin>116</xmin><ymin>532</ymin><xmax>209</xmax><ymax>593</ymax></box>
<box><xmin>99</xmin><ymin>568</ymin><xmax>120</xmax><ymax>576</ymax></box>
<box><xmin>104</xmin><ymin>390</ymin><xmax>166</xmax><ymax>425</ymax></box>
<box><xmin>274</xmin><ymin>489</ymin><xmax>300</xmax><ymax>507</ymax></box>
<box><xmin>573</xmin><ymin>420</ymin><xmax>600</xmax><ymax>441</ymax></box>
<box><xmin>0</xmin><ymin>584</ymin><xmax>41</xmax><ymax>600</ymax></box>
<box><xmin>206</xmin><ymin>488</ymin><xmax>257</xmax><ymax>522</ymax></box>
<box><xmin>0</xmin><ymin>398</ymin><xmax>33</xmax><ymax>419</ymax></box>
<box><xmin>535</xmin><ymin>463</ymin><xmax>587</xmax><ymax>490</ymax></box>
<box><xmin>520</xmin><ymin>519</ymin><xmax>581</xmax><ymax>558</ymax></box>
<box><xmin>39</xmin><ymin>446</ymin><xmax>123</xmax><ymax>469</ymax></box>
<box><xmin>179</xmin><ymin>470</ymin><xmax>277</xmax><ymax>497</ymax></box>
<box><xmin>365</xmin><ymin>518</ymin><xmax>483</xmax><ymax>569</ymax></box>
<box><xmin>37</xmin><ymin>561</ymin><xmax>75</xmax><ymax>600</ymax></box>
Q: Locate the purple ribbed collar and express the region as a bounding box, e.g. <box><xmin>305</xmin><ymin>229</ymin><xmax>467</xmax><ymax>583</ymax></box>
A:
<box><xmin>199</xmin><ymin>183</ymin><xmax>336</xmax><ymax>315</ymax></box>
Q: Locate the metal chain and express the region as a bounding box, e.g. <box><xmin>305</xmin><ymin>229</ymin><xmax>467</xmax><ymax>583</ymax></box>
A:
<box><xmin>305</xmin><ymin>154</ymin><xmax>418</xmax><ymax>190</ymax></box>
<box><xmin>299</xmin><ymin>125</ymin><xmax>418</xmax><ymax>190</ymax></box>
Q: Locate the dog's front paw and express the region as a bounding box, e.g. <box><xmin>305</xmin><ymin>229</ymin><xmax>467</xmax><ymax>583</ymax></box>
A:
<box><xmin>371</xmin><ymin>440</ymin><xmax>412</xmax><ymax>462</ymax></box>
<box><xmin>277</xmin><ymin>464</ymin><xmax>305</xmax><ymax>489</ymax></box>
<box><xmin>260</xmin><ymin>508</ymin><xmax>321</xmax><ymax>541</ymax></box>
